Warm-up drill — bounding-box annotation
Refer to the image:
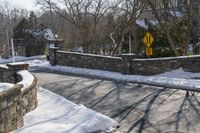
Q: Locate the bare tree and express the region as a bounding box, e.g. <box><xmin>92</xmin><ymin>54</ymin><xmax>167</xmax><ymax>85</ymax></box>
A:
<box><xmin>110</xmin><ymin>0</ymin><xmax>146</xmax><ymax>55</ymax></box>
<box><xmin>146</xmin><ymin>0</ymin><xmax>200</xmax><ymax>56</ymax></box>
<box><xmin>0</xmin><ymin>1</ymin><xmax>28</xmax><ymax>51</ymax></box>
<box><xmin>37</xmin><ymin>0</ymin><xmax>112</xmax><ymax>54</ymax></box>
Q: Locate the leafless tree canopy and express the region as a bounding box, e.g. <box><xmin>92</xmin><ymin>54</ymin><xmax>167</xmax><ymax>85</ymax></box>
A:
<box><xmin>0</xmin><ymin>1</ymin><xmax>28</xmax><ymax>52</ymax></box>
<box><xmin>1</xmin><ymin>0</ymin><xmax>200</xmax><ymax>56</ymax></box>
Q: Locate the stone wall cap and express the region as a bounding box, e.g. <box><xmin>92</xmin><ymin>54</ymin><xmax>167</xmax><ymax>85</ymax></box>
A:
<box><xmin>57</xmin><ymin>50</ymin><xmax>121</xmax><ymax>59</ymax></box>
<box><xmin>120</xmin><ymin>53</ymin><xmax>137</xmax><ymax>56</ymax></box>
<box><xmin>48</xmin><ymin>46</ymin><xmax>60</xmax><ymax>49</ymax></box>
<box><xmin>0</xmin><ymin>64</ymin><xmax>9</xmax><ymax>69</ymax></box>
<box><xmin>133</xmin><ymin>55</ymin><xmax>200</xmax><ymax>61</ymax></box>
<box><xmin>7</xmin><ymin>62</ymin><xmax>28</xmax><ymax>66</ymax></box>
<box><xmin>17</xmin><ymin>70</ymin><xmax>35</xmax><ymax>92</ymax></box>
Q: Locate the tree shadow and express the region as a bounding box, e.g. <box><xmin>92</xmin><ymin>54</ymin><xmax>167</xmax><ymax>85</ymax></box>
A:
<box><xmin>127</xmin><ymin>88</ymin><xmax>166</xmax><ymax>133</ymax></box>
<box><xmin>111</xmin><ymin>89</ymin><xmax>160</xmax><ymax>121</ymax></box>
<box><xmin>172</xmin><ymin>91</ymin><xmax>200</xmax><ymax>133</ymax></box>
<box><xmin>33</xmin><ymin>70</ymin><xmax>200</xmax><ymax>133</ymax></box>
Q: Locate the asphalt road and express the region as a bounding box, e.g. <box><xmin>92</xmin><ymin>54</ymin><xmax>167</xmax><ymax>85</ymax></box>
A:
<box><xmin>32</xmin><ymin>70</ymin><xmax>200</xmax><ymax>133</ymax></box>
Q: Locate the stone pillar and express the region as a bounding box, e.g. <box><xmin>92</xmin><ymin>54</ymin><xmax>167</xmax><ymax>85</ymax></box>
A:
<box><xmin>1</xmin><ymin>45</ymin><xmax>9</xmax><ymax>59</ymax></box>
<box><xmin>120</xmin><ymin>53</ymin><xmax>137</xmax><ymax>74</ymax></box>
<box><xmin>49</xmin><ymin>47</ymin><xmax>59</xmax><ymax>66</ymax></box>
<box><xmin>7</xmin><ymin>62</ymin><xmax>29</xmax><ymax>71</ymax></box>
<box><xmin>7</xmin><ymin>62</ymin><xmax>29</xmax><ymax>83</ymax></box>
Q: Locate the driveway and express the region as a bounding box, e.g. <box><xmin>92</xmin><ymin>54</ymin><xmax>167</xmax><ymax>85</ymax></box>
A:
<box><xmin>33</xmin><ymin>70</ymin><xmax>200</xmax><ymax>133</ymax></box>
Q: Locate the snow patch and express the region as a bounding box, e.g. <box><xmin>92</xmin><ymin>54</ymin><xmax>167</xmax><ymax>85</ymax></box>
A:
<box><xmin>0</xmin><ymin>55</ymin><xmax>46</xmax><ymax>64</ymax></box>
<box><xmin>27</xmin><ymin>60</ymin><xmax>200</xmax><ymax>92</ymax></box>
<box><xmin>136</xmin><ymin>20</ymin><xmax>148</xmax><ymax>29</ymax></box>
<box><xmin>170</xmin><ymin>10</ymin><xmax>183</xmax><ymax>17</ymax></box>
<box><xmin>155</xmin><ymin>69</ymin><xmax>200</xmax><ymax>79</ymax></box>
<box><xmin>13</xmin><ymin>87</ymin><xmax>118</xmax><ymax>133</ymax></box>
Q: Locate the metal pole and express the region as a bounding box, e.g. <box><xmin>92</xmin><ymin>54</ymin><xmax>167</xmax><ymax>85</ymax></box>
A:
<box><xmin>11</xmin><ymin>38</ymin><xmax>15</xmax><ymax>63</ymax></box>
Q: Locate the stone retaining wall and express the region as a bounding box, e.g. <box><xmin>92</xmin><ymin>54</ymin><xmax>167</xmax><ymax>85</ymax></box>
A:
<box><xmin>0</xmin><ymin>85</ymin><xmax>23</xmax><ymax>133</ymax></box>
<box><xmin>20</xmin><ymin>75</ymin><xmax>37</xmax><ymax>116</ymax></box>
<box><xmin>0</xmin><ymin>65</ymin><xmax>15</xmax><ymax>83</ymax></box>
<box><xmin>131</xmin><ymin>56</ymin><xmax>200</xmax><ymax>75</ymax></box>
<box><xmin>0</xmin><ymin>63</ymin><xmax>37</xmax><ymax>133</ymax></box>
<box><xmin>49</xmin><ymin>48</ymin><xmax>200</xmax><ymax>75</ymax></box>
<box><xmin>56</xmin><ymin>51</ymin><xmax>122</xmax><ymax>72</ymax></box>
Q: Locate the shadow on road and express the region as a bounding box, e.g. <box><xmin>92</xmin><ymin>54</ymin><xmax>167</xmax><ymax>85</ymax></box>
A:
<box><xmin>33</xmin><ymin>71</ymin><xmax>200</xmax><ymax>133</ymax></box>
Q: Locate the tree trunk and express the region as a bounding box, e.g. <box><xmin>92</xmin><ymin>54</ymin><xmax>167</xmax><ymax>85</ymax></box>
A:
<box><xmin>111</xmin><ymin>32</ymin><xmax>125</xmax><ymax>56</ymax></box>
<box><xmin>147</xmin><ymin>0</ymin><xmax>180</xmax><ymax>56</ymax></box>
<box><xmin>166</xmin><ymin>29</ymin><xmax>180</xmax><ymax>56</ymax></box>
<box><xmin>133</xmin><ymin>25</ymin><xmax>139</xmax><ymax>55</ymax></box>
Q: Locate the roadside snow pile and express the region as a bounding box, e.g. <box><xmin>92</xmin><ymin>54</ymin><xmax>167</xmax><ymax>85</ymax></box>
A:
<box><xmin>13</xmin><ymin>87</ymin><xmax>118</xmax><ymax>133</ymax></box>
<box><xmin>0</xmin><ymin>55</ymin><xmax>45</xmax><ymax>64</ymax></box>
<box><xmin>27</xmin><ymin>59</ymin><xmax>200</xmax><ymax>79</ymax></box>
<box><xmin>155</xmin><ymin>69</ymin><xmax>200</xmax><ymax>79</ymax></box>
<box><xmin>27</xmin><ymin>59</ymin><xmax>200</xmax><ymax>91</ymax></box>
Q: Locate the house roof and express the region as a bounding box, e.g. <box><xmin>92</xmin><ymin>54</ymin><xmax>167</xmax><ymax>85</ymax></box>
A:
<box><xmin>25</xmin><ymin>28</ymin><xmax>55</xmax><ymax>40</ymax></box>
<box><xmin>136</xmin><ymin>19</ymin><xmax>158</xmax><ymax>29</ymax></box>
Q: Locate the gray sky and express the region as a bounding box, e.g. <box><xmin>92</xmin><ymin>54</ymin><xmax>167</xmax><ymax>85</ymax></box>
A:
<box><xmin>1</xmin><ymin>0</ymin><xmax>39</xmax><ymax>10</ymax></box>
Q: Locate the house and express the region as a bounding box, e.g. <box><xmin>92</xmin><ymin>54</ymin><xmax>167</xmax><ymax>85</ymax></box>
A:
<box><xmin>13</xmin><ymin>28</ymin><xmax>55</xmax><ymax>57</ymax></box>
<box><xmin>13</xmin><ymin>12</ymin><xmax>62</xmax><ymax>57</ymax></box>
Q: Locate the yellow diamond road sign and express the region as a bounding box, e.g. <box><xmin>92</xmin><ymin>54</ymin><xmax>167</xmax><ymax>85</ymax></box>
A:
<box><xmin>143</xmin><ymin>32</ymin><xmax>154</xmax><ymax>47</ymax></box>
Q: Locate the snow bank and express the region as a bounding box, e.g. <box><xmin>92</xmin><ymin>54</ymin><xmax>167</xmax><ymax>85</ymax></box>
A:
<box><xmin>28</xmin><ymin>59</ymin><xmax>200</xmax><ymax>79</ymax></box>
<box><xmin>133</xmin><ymin>55</ymin><xmax>200</xmax><ymax>61</ymax></box>
<box><xmin>0</xmin><ymin>55</ymin><xmax>46</xmax><ymax>64</ymax></box>
<box><xmin>0</xmin><ymin>83</ymin><xmax>14</xmax><ymax>92</ymax></box>
<box><xmin>155</xmin><ymin>69</ymin><xmax>200</xmax><ymax>79</ymax></box>
<box><xmin>13</xmin><ymin>87</ymin><xmax>118</xmax><ymax>133</ymax></box>
<box><xmin>27</xmin><ymin>60</ymin><xmax>200</xmax><ymax>92</ymax></box>
<box><xmin>17</xmin><ymin>70</ymin><xmax>34</xmax><ymax>91</ymax></box>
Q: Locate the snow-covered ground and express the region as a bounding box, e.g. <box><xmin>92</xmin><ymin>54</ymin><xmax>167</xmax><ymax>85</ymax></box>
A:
<box><xmin>26</xmin><ymin>59</ymin><xmax>200</xmax><ymax>80</ymax></box>
<box><xmin>0</xmin><ymin>55</ymin><xmax>46</xmax><ymax>64</ymax></box>
<box><xmin>13</xmin><ymin>87</ymin><xmax>118</xmax><ymax>133</ymax></box>
<box><xmin>1</xmin><ymin>56</ymin><xmax>200</xmax><ymax>80</ymax></box>
<box><xmin>2</xmin><ymin>57</ymin><xmax>200</xmax><ymax>132</ymax></box>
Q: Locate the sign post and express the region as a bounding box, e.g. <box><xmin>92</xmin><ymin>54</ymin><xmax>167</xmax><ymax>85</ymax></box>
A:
<box><xmin>11</xmin><ymin>38</ymin><xmax>15</xmax><ymax>63</ymax></box>
<box><xmin>143</xmin><ymin>32</ymin><xmax>154</xmax><ymax>58</ymax></box>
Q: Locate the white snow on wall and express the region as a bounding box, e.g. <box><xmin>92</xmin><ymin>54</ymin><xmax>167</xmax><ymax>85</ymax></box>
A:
<box><xmin>0</xmin><ymin>83</ymin><xmax>14</xmax><ymax>92</ymax></box>
<box><xmin>133</xmin><ymin>55</ymin><xmax>200</xmax><ymax>61</ymax></box>
<box><xmin>13</xmin><ymin>87</ymin><xmax>119</xmax><ymax>133</ymax></box>
<box><xmin>17</xmin><ymin>70</ymin><xmax>34</xmax><ymax>91</ymax></box>
<box><xmin>58</xmin><ymin>51</ymin><xmax>121</xmax><ymax>59</ymax></box>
